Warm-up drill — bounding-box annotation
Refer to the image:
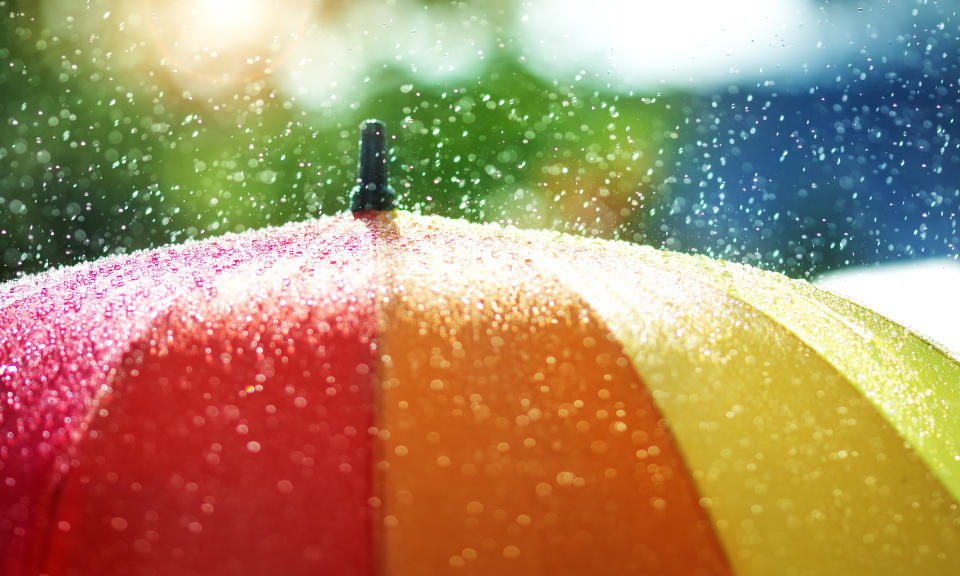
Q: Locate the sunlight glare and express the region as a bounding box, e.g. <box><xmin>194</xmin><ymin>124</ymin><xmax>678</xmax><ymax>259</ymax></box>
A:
<box><xmin>195</xmin><ymin>0</ymin><xmax>266</xmax><ymax>40</ymax></box>
<box><xmin>142</xmin><ymin>0</ymin><xmax>314</xmax><ymax>92</ymax></box>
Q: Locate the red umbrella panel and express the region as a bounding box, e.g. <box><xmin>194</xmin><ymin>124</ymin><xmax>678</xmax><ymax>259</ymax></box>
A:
<box><xmin>2</xmin><ymin>216</ymin><xmax>379</xmax><ymax>575</ymax></box>
<box><xmin>2</xmin><ymin>211</ymin><xmax>959</xmax><ymax>576</ymax></box>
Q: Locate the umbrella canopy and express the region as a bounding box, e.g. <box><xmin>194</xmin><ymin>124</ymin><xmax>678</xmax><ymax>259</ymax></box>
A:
<box><xmin>2</xmin><ymin>209</ymin><xmax>959</xmax><ymax>576</ymax></box>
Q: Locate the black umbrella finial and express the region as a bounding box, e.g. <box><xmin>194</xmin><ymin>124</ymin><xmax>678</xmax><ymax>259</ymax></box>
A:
<box><xmin>351</xmin><ymin>119</ymin><xmax>396</xmax><ymax>212</ymax></box>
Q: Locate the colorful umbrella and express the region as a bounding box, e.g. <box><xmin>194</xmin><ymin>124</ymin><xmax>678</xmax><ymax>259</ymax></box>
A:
<box><xmin>2</xmin><ymin>122</ymin><xmax>959</xmax><ymax>576</ymax></box>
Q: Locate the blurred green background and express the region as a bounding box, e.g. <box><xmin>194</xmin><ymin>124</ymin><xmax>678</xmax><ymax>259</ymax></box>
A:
<box><xmin>0</xmin><ymin>0</ymin><xmax>676</xmax><ymax>281</ymax></box>
<box><xmin>2</xmin><ymin>0</ymin><xmax>958</xmax><ymax>282</ymax></box>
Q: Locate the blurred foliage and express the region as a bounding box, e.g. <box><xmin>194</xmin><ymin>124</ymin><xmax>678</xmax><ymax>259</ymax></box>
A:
<box><xmin>0</xmin><ymin>0</ymin><xmax>675</xmax><ymax>282</ymax></box>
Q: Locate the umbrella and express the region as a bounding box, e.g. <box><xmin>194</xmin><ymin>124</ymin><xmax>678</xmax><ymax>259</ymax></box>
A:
<box><xmin>2</xmin><ymin>122</ymin><xmax>959</xmax><ymax>576</ymax></box>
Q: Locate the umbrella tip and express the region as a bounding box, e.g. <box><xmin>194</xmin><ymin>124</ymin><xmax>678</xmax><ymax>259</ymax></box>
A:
<box><xmin>351</xmin><ymin>119</ymin><xmax>396</xmax><ymax>212</ymax></box>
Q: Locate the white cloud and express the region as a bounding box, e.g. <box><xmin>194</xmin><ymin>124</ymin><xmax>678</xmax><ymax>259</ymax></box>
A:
<box><xmin>815</xmin><ymin>259</ymin><xmax>960</xmax><ymax>359</ymax></box>
<box><xmin>516</xmin><ymin>0</ymin><xmax>914</xmax><ymax>90</ymax></box>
